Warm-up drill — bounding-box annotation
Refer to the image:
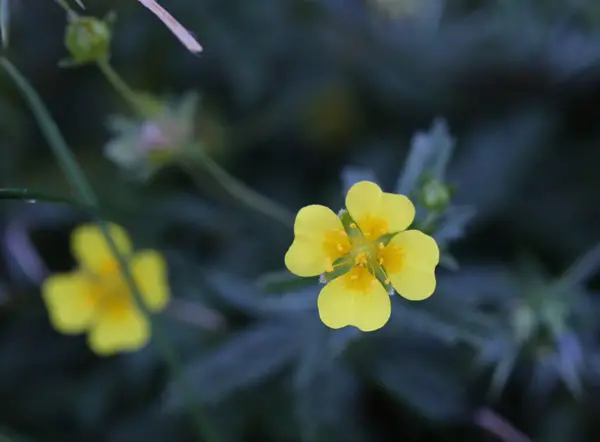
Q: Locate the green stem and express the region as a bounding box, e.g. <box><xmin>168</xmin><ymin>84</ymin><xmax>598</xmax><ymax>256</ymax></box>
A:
<box><xmin>0</xmin><ymin>57</ymin><xmax>217</xmax><ymax>442</ymax></box>
<box><xmin>96</xmin><ymin>60</ymin><xmax>143</xmax><ymax>116</ymax></box>
<box><xmin>96</xmin><ymin>58</ymin><xmax>294</xmax><ymax>228</ymax></box>
<box><xmin>181</xmin><ymin>152</ymin><xmax>294</xmax><ymax>227</ymax></box>
<box><xmin>418</xmin><ymin>211</ymin><xmax>439</xmax><ymax>234</ymax></box>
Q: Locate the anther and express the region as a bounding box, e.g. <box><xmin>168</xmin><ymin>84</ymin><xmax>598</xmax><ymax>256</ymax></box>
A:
<box><xmin>350</xmin><ymin>223</ymin><xmax>357</xmax><ymax>228</ymax></box>
<box><xmin>336</xmin><ymin>244</ymin><xmax>344</xmax><ymax>251</ymax></box>
<box><xmin>385</xmin><ymin>279</ymin><xmax>390</xmax><ymax>284</ymax></box>
<box><xmin>378</xmin><ymin>242</ymin><xmax>384</xmax><ymax>249</ymax></box>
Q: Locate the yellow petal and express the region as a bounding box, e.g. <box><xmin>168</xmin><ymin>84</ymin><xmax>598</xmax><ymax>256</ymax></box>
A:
<box><xmin>345</xmin><ymin>181</ymin><xmax>414</xmax><ymax>235</ymax></box>
<box><xmin>387</xmin><ymin>230</ymin><xmax>439</xmax><ymax>301</ymax></box>
<box><xmin>132</xmin><ymin>250</ymin><xmax>170</xmax><ymax>312</ymax></box>
<box><xmin>71</xmin><ymin>223</ymin><xmax>132</xmax><ymax>274</ymax></box>
<box><xmin>317</xmin><ymin>271</ymin><xmax>391</xmax><ymax>332</ymax></box>
<box><xmin>41</xmin><ymin>272</ymin><xmax>97</xmax><ymax>334</ymax></box>
<box><xmin>87</xmin><ymin>305</ymin><xmax>150</xmax><ymax>356</ymax></box>
<box><xmin>285</xmin><ymin>205</ymin><xmax>349</xmax><ymax>277</ymax></box>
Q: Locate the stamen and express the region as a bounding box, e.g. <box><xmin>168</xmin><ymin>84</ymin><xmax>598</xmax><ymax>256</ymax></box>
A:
<box><xmin>326</xmin><ymin>258</ymin><xmax>334</xmax><ymax>273</ymax></box>
<box><xmin>336</xmin><ymin>243</ymin><xmax>345</xmax><ymax>252</ymax></box>
<box><xmin>350</xmin><ymin>223</ymin><xmax>357</xmax><ymax>228</ymax></box>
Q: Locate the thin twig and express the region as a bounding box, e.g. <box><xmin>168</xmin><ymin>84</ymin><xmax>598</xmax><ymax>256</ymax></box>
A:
<box><xmin>136</xmin><ymin>0</ymin><xmax>202</xmax><ymax>54</ymax></box>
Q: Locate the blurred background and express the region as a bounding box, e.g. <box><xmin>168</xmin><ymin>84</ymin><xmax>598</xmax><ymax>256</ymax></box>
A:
<box><xmin>2</xmin><ymin>0</ymin><xmax>600</xmax><ymax>441</ymax></box>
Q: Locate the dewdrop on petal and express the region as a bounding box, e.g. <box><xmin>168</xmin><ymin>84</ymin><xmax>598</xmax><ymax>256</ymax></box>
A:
<box><xmin>104</xmin><ymin>92</ymin><xmax>199</xmax><ymax>180</ymax></box>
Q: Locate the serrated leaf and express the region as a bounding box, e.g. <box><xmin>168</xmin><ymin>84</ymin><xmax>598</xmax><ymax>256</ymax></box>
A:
<box><xmin>294</xmin><ymin>364</ymin><xmax>363</xmax><ymax>442</ymax></box>
<box><xmin>554</xmin><ymin>241</ymin><xmax>600</xmax><ymax>292</ymax></box>
<box><xmin>556</xmin><ymin>332</ymin><xmax>583</xmax><ymax>397</ymax></box>
<box><xmin>439</xmin><ymin>252</ymin><xmax>459</xmax><ymax>271</ymax></box>
<box><xmin>292</xmin><ymin>326</ymin><xmax>364</xmax><ymax>442</ymax></box>
<box><xmin>434</xmin><ymin>205</ymin><xmax>476</xmax><ymax>244</ymax></box>
<box><xmin>165</xmin><ymin>319</ymin><xmax>305</xmax><ymax>409</ymax></box>
<box><xmin>257</xmin><ymin>270</ymin><xmax>319</xmax><ymax>294</ymax></box>
<box><xmin>487</xmin><ymin>350</ymin><xmax>518</xmax><ymax>401</ymax></box>
<box><xmin>396</xmin><ymin>118</ymin><xmax>454</xmax><ymax>195</ymax></box>
<box><xmin>366</xmin><ymin>337</ymin><xmax>471</xmax><ymax>422</ymax></box>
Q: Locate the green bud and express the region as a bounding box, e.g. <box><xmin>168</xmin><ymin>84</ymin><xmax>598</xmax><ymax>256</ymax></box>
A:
<box><xmin>511</xmin><ymin>305</ymin><xmax>537</xmax><ymax>343</ymax></box>
<box><xmin>65</xmin><ymin>16</ymin><xmax>111</xmax><ymax>64</ymax></box>
<box><xmin>419</xmin><ymin>177</ymin><xmax>451</xmax><ymax>211</ymax></box>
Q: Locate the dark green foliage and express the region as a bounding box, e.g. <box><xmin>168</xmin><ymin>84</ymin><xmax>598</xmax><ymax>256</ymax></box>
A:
<box><xmin>3</xmin><ymin>0</ymin><xmax>600</xmax><ymax>441</ymax></box>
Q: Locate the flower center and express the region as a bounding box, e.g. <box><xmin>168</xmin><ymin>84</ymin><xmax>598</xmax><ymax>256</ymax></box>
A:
<box><xmin>344</xmin><ymin>219</ymin><xmax>405</xmax><ymax>289</ymax></box>
<box><xmin>320</xmin><ymin>214</ymin><xmax>404</xmax><ymax>282</ymax></box>
<box><xmin>87</xmin><ymin>260</ymin><xmax>134</xmax><ymax>315</ymax></box>
<box><xmin>355</xmin><ymin>215</ymin><xmax>389</xmax><ymax>241</ymax></box>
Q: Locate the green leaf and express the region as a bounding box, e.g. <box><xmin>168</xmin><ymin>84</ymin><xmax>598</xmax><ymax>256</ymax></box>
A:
<box><xmin>257</xmin><ymin>270</ymin><xmax>319</xmax><ymax>294</ymax></box>
<box><xmin>364</xmin><ymin>336</ymin><xmax>472</xmax><ymax>423</ymax></box>
<box><xmin>554</xmin><ymin>241</ymin><xmax>600</xmax><ymax>292</ymax></box>
<box><xmin>340</xmin><ymin>166</ymin><xmax>378</xmax><ymax>194</ymax></box>
<box><xmin>433</xmin><ymin>205</ymin><xmax>476</xmax><ymax>244</ymax></box>
<box><xmin>165</xmin><ymin>319</ymin><xmax>306</xmax><ymax>409</ymax></box>
<box><xmin>292</xmin><ymin>326</ymin><xmax>364</xmax><ymax>442</ymax></box>
<box><xmin>1</xmin><ymin>0</ymin><xmax>9</xmax><ymax>48</ymax></box>
<box><xmin>0</xmin><ymin>188</ymin><xmax>102</xmax><ymax>216</ymax></box>
<box><xmin>396</xmin><ymin>118</ymin><xmax>455</xmax><ymax>195</ymax></box>
<box><xmin>487</xmin><ymin>348</ymin><xmax>518</xmax><ymax>401</ymax></box>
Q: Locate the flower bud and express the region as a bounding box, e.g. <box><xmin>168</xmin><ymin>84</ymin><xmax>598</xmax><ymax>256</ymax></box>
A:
<box><xmin>419</xmin><ymin>177</ymin><xmax>451</xmax><ymax>211</ymax></box>
<box><xmin>65</xmin><ymin>16</ymin><xmax>111</xmax><ymax>64</ymax></box>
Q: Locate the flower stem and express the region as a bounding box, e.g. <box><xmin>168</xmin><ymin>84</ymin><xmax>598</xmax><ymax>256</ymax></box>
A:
<box><xmin>96</xmin><ymin>59</ymin><xmax>294</xmax><ymax>228</ymax></box>
<box><xmin>180</xmin><ymin>152</ymin><xmax>294</xmax><ymax>227</ymax></box>
<box><xmin>96</xmin><ymin>59</ymin><xmax>144</xmax><ymax>116</ymax></box>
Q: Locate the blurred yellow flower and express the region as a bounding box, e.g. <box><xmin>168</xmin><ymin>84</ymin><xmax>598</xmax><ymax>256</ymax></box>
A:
<box><xmin>285</xmin><ymin>181</ymin><xmax>439</xmax><ymax>332</ymax></box>
<box><xmin>42</xmin><ymin>223</ymin><xmax>169</xmax><ymax>355</ymax></box>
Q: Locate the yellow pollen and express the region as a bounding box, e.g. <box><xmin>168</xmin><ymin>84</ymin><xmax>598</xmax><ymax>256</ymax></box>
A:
<box><xmin>322</xmin><ymin>229</ymin><xmax>351</xmax><ymax>265</ymax></box>
<box><xmin>342</xmin><ymin>266</ymin><xmax>377</xmax><ymax>294</ymax></box>
<box><xmin>378</xmin><ymin>244</ymin><xmax>405</xmax><ymax>274</ymax></box>
<box><xmin>356</xmin><ymin>215</ymin><xmax>389</xmax><ymax>241</ymax></box>
<box><xmin>354</xmin><ymin>252</ymin><xmax>368</xmax><ymax>267</ymax></box>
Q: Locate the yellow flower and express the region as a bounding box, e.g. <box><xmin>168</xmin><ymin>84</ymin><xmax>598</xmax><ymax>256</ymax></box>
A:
<box><xmin>41</xmin><ymin>223</ymin><xmax>169</xmax><ymax>356</ymax></box>
<box><xmin>285</xmin><ymin>181</ymin><xmax>439</xmax><ymax>332</ymax></box>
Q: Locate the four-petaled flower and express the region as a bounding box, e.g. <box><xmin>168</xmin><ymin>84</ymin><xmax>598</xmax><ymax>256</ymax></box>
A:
<box><xmin>42</xmin><ymin>223</ymin><xmax>169</xmax><ymax>355</ymax></box>
<box><xmin>285</xmin><ymin>181</ymin><xmax>439</xmax><ymax>332</ymax></box>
